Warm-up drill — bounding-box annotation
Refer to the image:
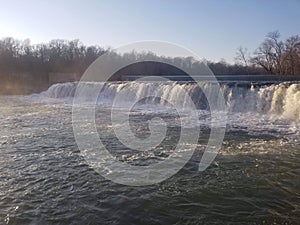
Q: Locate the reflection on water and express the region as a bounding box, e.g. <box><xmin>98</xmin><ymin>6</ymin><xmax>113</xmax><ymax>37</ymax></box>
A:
<box><xmin>0</xmin><ymin>95</ymin><xmax>299</xmax><ymax>225</ymax></box>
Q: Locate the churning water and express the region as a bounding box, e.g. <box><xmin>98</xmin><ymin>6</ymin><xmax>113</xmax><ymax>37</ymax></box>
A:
<box><xmin>0</xmin><ymin>81</ymin><xmax>299</xmax><ymax>224</ymax></box>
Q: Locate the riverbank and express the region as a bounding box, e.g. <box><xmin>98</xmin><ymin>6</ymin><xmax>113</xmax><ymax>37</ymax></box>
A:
<box><xmin>0</xmin><ymin>72</ymin><xmax>77</xmax><ymax>95</ymax></box>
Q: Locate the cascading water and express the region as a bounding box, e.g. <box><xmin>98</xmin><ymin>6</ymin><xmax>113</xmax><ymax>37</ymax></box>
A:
<box><xmin>38</xmin><ymin>81</ymin><xmax>300</xmax><ymax>121</ymax></box>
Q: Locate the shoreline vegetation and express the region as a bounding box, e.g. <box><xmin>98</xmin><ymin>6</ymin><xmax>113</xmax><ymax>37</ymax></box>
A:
<box><xmin>0</xmin><ymin>31</ymin><xmax>299</xmax><ymax>95</ymax></box>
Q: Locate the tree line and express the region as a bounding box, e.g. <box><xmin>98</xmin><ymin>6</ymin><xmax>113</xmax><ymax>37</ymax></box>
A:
<box><xmin>0</xmin><ymin>37</ymin><xmax>258</xmax><ymax>77</ymax></box>
<box><xmin>0</xmin><ymin>31</ymin><xmax>299</xmax><ymax>79</ymax></box>
<box><xmin>0</xmin><ymin>38</ymin><xmax>107</xmax><ymax>75</ymax></box>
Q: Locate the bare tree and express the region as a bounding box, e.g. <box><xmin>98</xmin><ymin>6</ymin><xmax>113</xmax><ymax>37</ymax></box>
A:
<box><xmin>251</xmin><ymin>31</ymin><xmax>284</xmax><ymax>74</ymax></box>
<box><xmin>251</xmin><ymin>31</ymin><xmax>300</xmax><ymax>75</ymax></box>
<box><xmin>235</xmin><ymin>46</ymin><xmax>250</xmax><ymax>67</ymax></box>
<box><xmin>283</xmin><ymin>35</ymin><xmax>300</xmax><ymax>75</ymax></box>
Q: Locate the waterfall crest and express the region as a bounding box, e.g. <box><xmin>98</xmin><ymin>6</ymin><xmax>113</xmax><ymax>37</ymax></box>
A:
<box><xmin>39</xmin><ymin>81</ymin><xmax>300</xmax><ymax>121</ymax></box>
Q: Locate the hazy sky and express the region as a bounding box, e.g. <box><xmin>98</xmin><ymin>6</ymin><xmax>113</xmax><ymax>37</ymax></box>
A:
<box><xmin>0</xmin><ymin>0</ymin><xmax>299</xmax><ymax>62</ymax></box>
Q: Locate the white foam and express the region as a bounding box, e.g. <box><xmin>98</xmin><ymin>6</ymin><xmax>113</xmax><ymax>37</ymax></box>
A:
<box><xmin>26</xmin><ymin>81</ymin><xmax>300</xmax><ymax>122</ymax></box>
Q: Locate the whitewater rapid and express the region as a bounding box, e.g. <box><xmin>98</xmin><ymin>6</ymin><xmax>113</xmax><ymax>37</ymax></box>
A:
<box><xmin>33</xmin><ymin>81</ymin><xmax>300</xmax><ymax>122</ymax></box>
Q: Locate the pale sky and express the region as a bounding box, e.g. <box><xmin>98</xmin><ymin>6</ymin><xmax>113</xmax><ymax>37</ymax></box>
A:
<box><xmin>0</xmin><ymin>0</ymin><xmax>299</xmax><ymax>63</ymax></box>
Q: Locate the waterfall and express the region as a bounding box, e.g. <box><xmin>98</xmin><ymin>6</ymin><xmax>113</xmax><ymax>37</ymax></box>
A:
<box><xmin>39</xmin><ymin>81</ymin><xmax>300</xmax><ymax>121</ymax></box>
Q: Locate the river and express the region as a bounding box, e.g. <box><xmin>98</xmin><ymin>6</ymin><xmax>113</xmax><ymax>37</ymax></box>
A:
<box><xmin>0</xmin><ymin>81</ymin><xmax>299</xmax><ymax>224</ymax></box>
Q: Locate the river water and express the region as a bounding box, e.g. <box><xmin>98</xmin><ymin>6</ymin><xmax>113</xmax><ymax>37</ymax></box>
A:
<box><xmin>0</xmin><ymin>81</ymin><xmax>299</xmax><ymax>224</ymax></box>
